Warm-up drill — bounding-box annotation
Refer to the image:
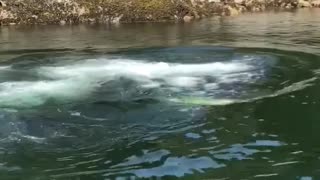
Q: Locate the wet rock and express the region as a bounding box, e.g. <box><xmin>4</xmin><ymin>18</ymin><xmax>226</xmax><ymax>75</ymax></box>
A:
<box><xmin>311</xmin><ymin>0</ymin><xmax>320</xmax><ymax>7</ymax></box>
<box><xmin>237</xmin><ymin>5</ymin><xmax>247</xmax><ymax>12</ymax></box>
<box><xmin>88</xmin><ymin>18</ymin><xmax>95</xmax><ymax>23</ymax></box>
<box><xmin>31</xmin><ymin>15</ymin><xmax>38</xmax><ymax>19</ymax></box>
<box><xmin>285</xmin><ymin>3</ymin><xmax>294</xmax><ymax>8</ymax></box>
<box><xmin>224</xmin><ymin>5</ymin><xmax>239</xmax><ymax>16</ymax></box>
<box><xmin>234</xmin><ymin>0</ymin><xmax>244</xmax><ymax>4</ymax></box>
<box><xmin>59</xmin><ymin>20</ymin><xmax>66</xmax><ymax>25</ymax></box>
<box><xmin>183</xmin><ymin>15</ymin><xmax>193</xmax><ymax>22</ymax></box>
<box><xmin>0</xmin><ymin>1</ymin><xmax>6</xmax><ymax>7</ymax></box>
<box><xmin>0</xmin><ymin>9</ymin><xmax>15</xmax><ymax>20</ymax></box>
<box><xmin>298</xmin><ymin>0</ymin><xmax>312</xmax><ymax>7</ymax></box>
<box><xmin>0</xmin><ymin>0</ymin><xmax>319</xmax><ymax>25</ymax></box>
<box><xmin>111</xmin><ymin>14</ymin><xmax>123</xmax><ymax>24</ymax></box>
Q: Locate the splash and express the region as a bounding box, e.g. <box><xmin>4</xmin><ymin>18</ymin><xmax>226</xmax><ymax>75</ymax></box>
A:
<box><xmin>0</xmin><ymin>80</ymin><xmax>96</xmax><ymax>108</ymax></box>
<box><xmin>0</xmin><ymin>66</ymin><xmax>10</xmax><ymax>70</ymax></box>
<box><xmin>0</xmin><ymin>57</ymin><xmax>259</xmax><ymax>108</ymax></box>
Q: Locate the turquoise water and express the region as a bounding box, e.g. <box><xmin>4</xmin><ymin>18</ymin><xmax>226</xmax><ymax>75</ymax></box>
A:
<box><xmin>1</xmin><ymin>9</ymin><xmax>320</xmax><ymax>180</ymax></box>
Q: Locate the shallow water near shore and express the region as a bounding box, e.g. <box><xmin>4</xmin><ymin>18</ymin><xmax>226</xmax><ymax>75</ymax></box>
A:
<box><xmin>1</xmin><ymin>9</ymin><xmax>320</xmax><ymax>180</ymax></box>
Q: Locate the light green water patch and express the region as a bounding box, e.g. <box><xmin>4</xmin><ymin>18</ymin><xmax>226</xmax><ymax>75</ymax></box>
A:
<box><xmin>169</xmin><ymin>97</ymin><xmax>237</xmax><ymax>106</ymax></box>
<box><xmin>168</xmin><ymin>76</ymin><xmax>318</xmax><ymax>107</ymax></box>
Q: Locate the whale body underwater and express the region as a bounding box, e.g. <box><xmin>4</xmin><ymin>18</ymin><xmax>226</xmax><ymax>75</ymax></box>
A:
<box><xmin>0</xmin><ymin>48</ymin><xmax>313</xmax><ymax>109</ymax></box>
<box><xmin>0</xmin><ymin>54</ymin><xmax>266</xmax><ymax>108</ymax></box>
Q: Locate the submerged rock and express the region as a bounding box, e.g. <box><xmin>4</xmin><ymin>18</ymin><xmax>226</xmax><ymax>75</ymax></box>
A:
<box><xmin>0</xmin><ymin>0</ymin><xmax>319</xmax><ymax>25</ymax></box>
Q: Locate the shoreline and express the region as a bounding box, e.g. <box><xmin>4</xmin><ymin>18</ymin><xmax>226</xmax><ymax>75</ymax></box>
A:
<box><xmin>0</xmin><ymin>0</ymin><xmax>320</xmax><ymax>26</ymax></box>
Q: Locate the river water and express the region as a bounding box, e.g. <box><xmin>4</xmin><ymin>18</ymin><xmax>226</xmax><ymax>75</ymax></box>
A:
<box><xmin>0</xmin><ymin>9</ymin><xmax>320</xmax><ymax>180</ymax></box>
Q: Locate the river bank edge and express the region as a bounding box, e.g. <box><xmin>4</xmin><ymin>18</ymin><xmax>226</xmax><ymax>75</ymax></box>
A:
<box><xmin>0</xmin><ymin>0</ymin><xmax>320</xmax><ymax>26</ymax></box>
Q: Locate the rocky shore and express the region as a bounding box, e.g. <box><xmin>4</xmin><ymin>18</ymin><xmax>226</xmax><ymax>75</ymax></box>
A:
<box><xmin>0</xmin><ymin>0</ymin><xmax>320</xmax><ymax>25</ymax></box>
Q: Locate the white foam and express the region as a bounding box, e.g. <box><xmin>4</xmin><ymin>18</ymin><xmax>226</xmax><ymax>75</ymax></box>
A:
<box><xmin>38</xmin><ymin>59</ymin><xmax>254</xmax><ymax>90</ymax></box>
<box><xmin>0</xmin><ymin>66</ymin><xmax>10</xmax><ymax>70</ymax></box>
<box><xmin>204</xmin><ymin>83</ymin><xmax>219</xmax><ymax>91</ymax></box>
<box><xmin>165</xmin><ymin>77</ymin><xmax>204</xmax><ymax>88</ymax></box>
<box><xmin>0</xmin><ymin>58</ymin><xmax>257</xmax><ymax>108</ymax></box>
<box><xmin>38</xmin><ymin>59</ymin><xmax>250</xmax><ymax>79</ymax></box>
<box><xmin>0</xmin><ymin>79</ymin><xmax>96</xmax><ymax>107</ymax></box>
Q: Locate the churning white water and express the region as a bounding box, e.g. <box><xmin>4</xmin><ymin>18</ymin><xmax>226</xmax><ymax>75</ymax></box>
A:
<box><xmin>0</xmin><ymin>57</ymin><xmax>263</xmax><ymax>108</ymax></box>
